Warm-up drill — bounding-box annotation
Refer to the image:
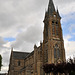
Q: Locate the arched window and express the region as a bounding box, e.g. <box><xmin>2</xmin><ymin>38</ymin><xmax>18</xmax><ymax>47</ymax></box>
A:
<box><xmin>57</xmin><ymin>49</ymin><xmax>60</xmax><ymax>58</ymax></box>
<box><xmin>52</xmin><ymin>20</ymin><xmax>55</xmax><ymax>36</ymax></box>
<box><xmin>55</xmin><ymin>44</ymin><xmax>58</xmax><ymax>47</ymax></box>
<box><xmin>54</xmin><ymin>44</ymin><xmax>60</xmax><ymax>59</ymax></box>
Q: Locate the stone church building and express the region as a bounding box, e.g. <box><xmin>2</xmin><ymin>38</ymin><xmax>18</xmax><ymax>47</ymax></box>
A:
<box><xmin>8</xmin><ymin>0</ymin><xmax>66</xmax><ymax>75</ymax></box>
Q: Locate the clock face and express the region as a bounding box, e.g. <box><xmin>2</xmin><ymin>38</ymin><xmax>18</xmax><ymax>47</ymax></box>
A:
<box><xmin>54</xmin><ymin>14</ymin><xmax>56</xmax><ymax>17</ymax></box>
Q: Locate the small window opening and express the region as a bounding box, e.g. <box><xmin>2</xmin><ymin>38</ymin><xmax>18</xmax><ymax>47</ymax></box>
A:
<box><xmin>18</xmin><ymin>61</ymin><xmax>20</xmax><ymax>66</ymax></box>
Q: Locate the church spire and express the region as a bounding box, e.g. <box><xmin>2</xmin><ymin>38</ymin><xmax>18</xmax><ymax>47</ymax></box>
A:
<box><xmin>47</xmin><ymin>0</ymin><xmax>55</xmax><ymax>15</ymax></box>
<box><xmin>57</xmin><ymin>8</ymin><xmax>61</xmax><ymax>18</ymax></box>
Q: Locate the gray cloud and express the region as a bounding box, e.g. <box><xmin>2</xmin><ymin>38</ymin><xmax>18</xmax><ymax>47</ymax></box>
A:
<box><xmin>2</xmin><ymin>49</ymin><xmax>11</xmax><ymax>66</ymax></box>
<box><xmin>0</xmin><ymin>0</ymin><xmax>74</xmax><ymax>37</ymax></box>
<box><xmin>0</xmin><ymin>37</ymin><xmax>7</xmax><ymax>48</ymax></box>
<box><xmin>0</xmin><ymin>37</ymin><xmax>9</xmax><ymax>73</ymax></box>
<box><xmin>11</xmin><ymin>24</ymin><xmax>43</xmax><ymax>52</ymax></box>
<box><xmin>0</xmin><ymin>13</ymin><xmax>16</xmax><ymax>29</ymax></box>
<box><xmin>18</xmin><ymin>25</ymin><xmax>42</xmax><ymax>43</ymax></box>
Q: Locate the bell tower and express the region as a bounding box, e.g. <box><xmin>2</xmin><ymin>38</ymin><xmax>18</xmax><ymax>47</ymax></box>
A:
<box><xmin>43</xmin><ymin>0</ymin><xmax>66</xmax><ymax>64</ymax></box>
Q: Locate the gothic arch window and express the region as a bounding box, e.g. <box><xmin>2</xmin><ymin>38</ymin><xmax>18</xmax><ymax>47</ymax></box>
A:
<box><xmin>52</xmin><ymin>20</ymin><xmax>55</xmax><ymax>35</ymax></box>
<box><xmin>51</xmin><ymin>20</ymin><xmax>59</xmax><ymax>36</ymax></box>
<box><xmin>57</xmin><ymin>49</ymin><xmax>60</xmax><ymax>58</ymax></box>
<box><xmin>54</xmin><ymin>44</ymin><xmax>60</xmax><ymax>59</ymax></box>
<box><xmin>55</xmin><ymin>44</ymin><xmax>58</xmax><ymax>48</ymax></box>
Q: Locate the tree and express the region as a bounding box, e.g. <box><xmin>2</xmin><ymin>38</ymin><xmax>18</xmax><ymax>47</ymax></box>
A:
<box><xmin>43</xmin><ymin>63</ymin><xmax>55</xmax><ymax>74</ymax></box>
<box><xmin>0</xmin><ymin>55</ymin><xmax>2</xmax><ymax>71</ymax></box>
<box><xmin>43</xmin><ymin>57</ymin><xmax>75</xmax><ymax>75</ymax></box>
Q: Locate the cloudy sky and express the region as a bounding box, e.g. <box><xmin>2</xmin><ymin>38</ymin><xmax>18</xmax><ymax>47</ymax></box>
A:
<box><xmin>0</xmin><ymin>0</ymin><xmax>75</xmax><ymax>73</ymax></box>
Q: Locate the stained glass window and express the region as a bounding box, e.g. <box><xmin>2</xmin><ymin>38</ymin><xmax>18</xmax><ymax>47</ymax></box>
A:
<box><xmin>57</xmin><ymin>49</ymin><xmax>60</xmax><ymax>58</ymax></box>
<box><xmin>54</xmin><ymin>44</ymin><xmax>60</xmax><ymax>59</ymax></box>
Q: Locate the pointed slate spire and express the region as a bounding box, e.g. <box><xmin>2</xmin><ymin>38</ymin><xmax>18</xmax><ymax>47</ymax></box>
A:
<box><xmin>47</xmin><ymin>0</ymin><xmax>55</xmax><ymax>15</ymax></box>
<box><xmin>34</xmin><ymin>44</ymin><xmax>37</xmax><ymax>49</ymax></box>
<box><xmin>57</xmin><ymin>8</ymin><xmax>61</xmax><ymax>18</ymax></box>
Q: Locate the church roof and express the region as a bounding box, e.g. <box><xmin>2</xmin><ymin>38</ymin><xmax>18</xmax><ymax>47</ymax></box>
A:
<box><xmin>25</xmin><ymin>51</ymin><xmax>34</xmax><ymax>59</ymax></box>
<box><xmin>12</xmin><ymin>51</ymin><xmax>30</xmax><ymax>59</ymax></box>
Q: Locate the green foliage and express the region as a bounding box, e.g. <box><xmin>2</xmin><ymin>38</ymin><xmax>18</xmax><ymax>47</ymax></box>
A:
<box><xmin>70</xmin><ymin>71</ymin><xmax>75</xmax><ymax>75</ymax></box>
<box><xmin>0</xmin><ymin>55</ymin><xmax>2</xmax><ymax>70</ymax></box>
<box><xmin>43</xmin><ymin>57</ymin><xmax>75</xmax><ymax>75</ymax></box>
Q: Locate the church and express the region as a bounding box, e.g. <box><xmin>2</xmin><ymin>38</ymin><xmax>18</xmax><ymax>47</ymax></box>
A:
<box><xmin>8</xmin><ymin>0</ymin><xmax>66</xmax><ymax>75</ymax></box>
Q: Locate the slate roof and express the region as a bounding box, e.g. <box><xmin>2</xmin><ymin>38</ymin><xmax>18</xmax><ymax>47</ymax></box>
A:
<box><xmin>25</xmin><ymin>51</ymin><xmax>34</xmax><ymax>59</ymax></box>
<box><xmin>12</xmin><ymin>51</ymin><xmax>30</xmax><ymax>59</ymax></box>
<box><xmin>47</xmin><ymin>0</ymin><xmax>55</xmax><ymax>15</ymax></box>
